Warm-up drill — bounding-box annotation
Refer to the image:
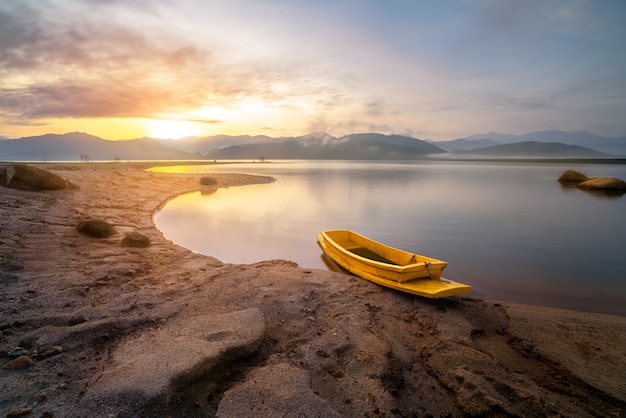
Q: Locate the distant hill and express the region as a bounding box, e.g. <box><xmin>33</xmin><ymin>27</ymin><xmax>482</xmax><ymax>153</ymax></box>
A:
<box><xmin>430</xmin><ymin>137</ymin><xmax>500</xmax><ymax>151</ymax></box>
<box><xmin>160</xmin><ymin>134</ymin><xmax>280</xmax><ymax>155</ymax></box>
<box><xmin>455</xmin><ymin>131</ymin><xmax>626</xmax><ymax>156</ymax></box>
<box><xmin>203</xmin><ymin>132</ymin><xmax>447</xmax><ymax>160</ymax></box>
<box><xmin>2</xmin><ymin>130</ymin><xmax>624</xmax><ymax>161</ymax></box>
<box><xmin>0</xmin><ymin>132</ymin><xmax>203</xmax><ymax>161</ymax></box>
<box><xmin>0</xmin><ymin>132</ymin><xmax>445</xmax><ymax>161</ymax></box>
<box><xmin>451</xmin><ymin>141</ymin><xmax>613</xmax><ymax>158</ymax></box>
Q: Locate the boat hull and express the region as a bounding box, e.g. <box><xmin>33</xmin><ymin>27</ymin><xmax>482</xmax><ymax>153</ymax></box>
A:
<box><xmin>318</xmin><ymin>230</ymin><xmax>471</xmax><ymax>298</ymax></box>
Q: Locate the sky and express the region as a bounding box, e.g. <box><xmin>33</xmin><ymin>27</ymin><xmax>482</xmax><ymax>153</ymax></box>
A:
<box><xmin>1</xmin><ymin>0</ymin><xmax>625</xmax><ymax>141</ymax></box>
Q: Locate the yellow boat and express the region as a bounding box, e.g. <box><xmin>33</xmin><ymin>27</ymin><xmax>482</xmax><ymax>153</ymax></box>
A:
<box><xmin>317</xmin><ymin>230</ymin><xmax>471</xmax><ymax>298</ymax></box>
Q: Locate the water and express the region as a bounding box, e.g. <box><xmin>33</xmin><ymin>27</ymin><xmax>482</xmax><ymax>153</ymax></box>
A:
<box><xmin>152</xmin><ymin>160</ymin><xmax>626</xmax><ymax>316</ymax></box>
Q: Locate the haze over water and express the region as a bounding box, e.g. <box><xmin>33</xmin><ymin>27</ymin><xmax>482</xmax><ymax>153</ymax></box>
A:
<box><xmin>153</xmin><ymin>161</ymin><xmax>626</xmax><ymax>316</ymax></box>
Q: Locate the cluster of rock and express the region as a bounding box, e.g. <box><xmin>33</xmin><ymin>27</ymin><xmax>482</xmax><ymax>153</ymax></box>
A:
<box><xmin>2</xmin><ymin>338</ymin><xmax>64</xmax><ymax>417</ymax></box>
<box><xmin>558</xmin><ymin>169</ymin><xmax>626</xmax><ymax>191</ymax></box>
<box><xmin>76</xmin><ymin>219</ymin><xmax>151</xmax><ymax>247</ymax></box>
<box><xmin>0</xmin><ymin>163</ymin><xmax>151</xmax><ymax>247</ymax></box>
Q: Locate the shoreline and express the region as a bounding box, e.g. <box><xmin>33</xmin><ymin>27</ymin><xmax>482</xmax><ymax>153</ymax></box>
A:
<box><xmin>4</xmin><ymin>156</ymin><xmax>626</xmax><ymax>165</ymax></box>
<box><xmin>1</xmin><ymin>162</ymin><xmax>625</xmax><ymax>417</ymax></box>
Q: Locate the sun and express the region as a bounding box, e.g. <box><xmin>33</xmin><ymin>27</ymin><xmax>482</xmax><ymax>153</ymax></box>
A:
<box><xmin>146</xmin><ymin>119</ymin><xmax>202</xmax><ymax>139</ymax></box>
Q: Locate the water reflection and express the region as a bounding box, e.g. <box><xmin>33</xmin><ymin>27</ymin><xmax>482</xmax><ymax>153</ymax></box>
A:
<box><xmin>153</xmin><ymin>161</ymin><xmax>626</xmax><ymax>316</ymax></box>
<box><xmin>558</xmin><ymin>182</ymin><xmax>625</xmax><ymax>199</ymax></box>
<box><xmin>200</xmin><ymin>188</ymin><xmax>218</xmax><ymax>196</ymax></box>
<box><xmin>578</xmin><ymin>188</ymin><xmax>626</xmax><ymax>199</ymax></box>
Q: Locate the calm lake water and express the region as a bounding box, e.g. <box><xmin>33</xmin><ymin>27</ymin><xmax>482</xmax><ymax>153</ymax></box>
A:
<box><xmin>152</xmin><ymin>160</ymin><xmax>626</xmax><ymax>316</ymax></box>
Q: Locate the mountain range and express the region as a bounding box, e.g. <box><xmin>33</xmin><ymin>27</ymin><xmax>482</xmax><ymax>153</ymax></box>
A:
<box><xmin>0</xmin><ymin>132</ymin><xmax>203</xmax><ymax>161</ymax></box>
<box><xmin>448</xmin><ymin>141</ymin><xmax>612</xmax><ymax>158</ymax></box>
<box><xmin>433</xmin><ymin>130</ymin><xmax>626</xmax><ymax>155</ymax></box>
<box><xmin>197</xmin><ymin>132</ymin><xmax>446</xmax><ymax>160</ymax></box>
<box><xmin>1</xmin><ymin>130</ymin><xmax>625</xmax><ymax>161</ymax></box>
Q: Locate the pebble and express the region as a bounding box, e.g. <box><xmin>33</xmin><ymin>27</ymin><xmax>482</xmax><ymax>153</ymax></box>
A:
<box><xmin>8</xmin><ymin>347</ymin><xmax>28</xmax><ymax>358</ymax></box>
<box><xmin>6</xmin><ymin>407</ymin><xmax>33</xmax><ymax>417</ymax></box>
<box><xmin>3</xmin><ymin>355</ymin><xmax>35</xmax><ymax>370</ymax></box>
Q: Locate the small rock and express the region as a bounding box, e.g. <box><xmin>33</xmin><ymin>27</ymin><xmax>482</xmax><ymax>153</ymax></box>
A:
<box><xmin>6</xmin><ymin>407</ymin><xmax>33</xmax><ymax>417</ymax></box>
<box><xmin>8</xmin><ymin>347</ymin><xmax>28</xmax><ymax>358</ymax></box>
<box><xmin>200</xmin><ymin>176</ymin><xmax>218</xmax><ymax>186</ymax></box>
<box><xmin>18</xmin><ymin>336</ymin><xmax>38</xmax><ymax>349</ymax></box>
<box><xmin>76</xmin><ymin>219</ymin><xmax>116</xmax><ymax>238</ymax></box>
<box><xmin>557</xmin><ymin>169</ymin><xmax>589</xmax><ymax>183</ymax></box>
<box><xmin>68</xmin><ymin>315</ymin><xmax>86</xmax><ymax>326</ymax></box>
<box><xmin>3</xmin><ymin>355</ymin><xmax>35</xmax><ymax>370</ymax></box>
<box><xmin>120</xmin><ymin>231</ymin><xmax>151</xmax><ymax>248</ymax></box>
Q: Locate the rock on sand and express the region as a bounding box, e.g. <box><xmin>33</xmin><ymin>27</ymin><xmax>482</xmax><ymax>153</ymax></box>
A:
<box><xmin>5</xmin><ymin>164</ymin><xmax>68</xmax><ymax>190</ymax></box>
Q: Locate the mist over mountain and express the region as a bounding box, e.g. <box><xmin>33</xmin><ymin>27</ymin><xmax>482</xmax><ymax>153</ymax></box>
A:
<box><xmin>160</xmin><ymin>134</ymin><xmax>280</xmax><ymax>155</ymax></box>
<box><xmin>202</xmin><ymin>132</ymin><xmax>446</xmax><ymax>160</ymax></box>
<box><xmin>163</xmin><ymin>130</ymin><xmax>625</xmax><ymax>159</ymax></box>
<box><xmin>0</xmin><ymin>132</ymin><xmax>445</xmax><ymax>161</ymax></box>
<box><xmin>439</xmin><ymin>130</ymin><xmax>626</xmax><ymax>155</ymax></box>
<box><xmin>429</xmin><ymin>137</ymin><xmax>500</xmax><ymax>151</ymax></box>
<box><xmin>449</xmin><ymin>141</ymin><xmax>613</xmax><ymax>159</ymax></box>
<box><xmin>464</xmin><ymin>130</ymin><xmax>604</xmax><ymax>143</ymax></box>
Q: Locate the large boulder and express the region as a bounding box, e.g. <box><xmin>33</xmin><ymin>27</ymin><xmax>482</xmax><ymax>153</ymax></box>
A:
<box><xmin>81</xmin><ymin>309</ymin><xmax>266</xmax><ymax>413</ymax></box>
<box><xmin>577</xmin><ymin>178</ymin><xmax>626</xmax><ymax>190</ymax></box>
<box><xmin>558</xmin><ymin>169</ymin><xmax>589</xmax><ymax>184</ymax></box>
<box><xmin>5</xmin><ymin>164</ymin><xmax>67</xmax><ymax>190</ymax></box>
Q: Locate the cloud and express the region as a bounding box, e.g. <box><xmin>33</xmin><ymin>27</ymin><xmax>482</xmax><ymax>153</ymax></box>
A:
<box><xmin>0</xmin><ymin>0</ymin><xmax>352</xmax><ymax>127</ymax></box>
<box><xmin>471</xmin><ymin>0</ymin><xmax>626</xmax><ymax>40</ymax></box>
<box><xmin>0</xmin><ymin>78</ymin><xmax>205</xmax><ymax>119</ymax></box>
<box><xmin>0</xmin><ymin>1</ymin><xmax>213</xmax><ymax>121</ymax></box>
<box><xmin>481</xmin><ymin>93</ymin><xmax>557</xmax><ymax>112</ymax></box>
<box><xmin>1</xmin><ymin>1</ymin><xmax>625</xmax><ymax>140</ymax></box>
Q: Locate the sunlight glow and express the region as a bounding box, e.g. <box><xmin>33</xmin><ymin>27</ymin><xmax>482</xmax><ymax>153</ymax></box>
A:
<box><xmin>192</xmin><ymin>99</ymin><xmax>280</xmax><ymax>122</ymax></box>
<box><xmin>146</xmin><ymin>119</ymin><xmax>202</xmax><ymax>139</ymax></box>
<box><xmin>187</xmin><ymin>98</ymin><xmax>319</xmax><ymax>136</ymax></box>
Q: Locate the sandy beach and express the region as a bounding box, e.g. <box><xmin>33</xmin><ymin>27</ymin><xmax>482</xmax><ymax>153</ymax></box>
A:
<box><xmin>1</xmin><ymin>162</ymin><xmax>625</xmax><ymax>417</ymax></box>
